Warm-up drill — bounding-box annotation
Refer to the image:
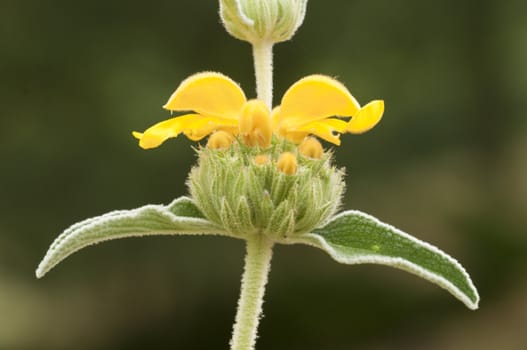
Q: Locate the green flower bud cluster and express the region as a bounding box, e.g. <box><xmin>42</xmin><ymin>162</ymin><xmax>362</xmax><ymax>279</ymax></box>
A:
<box><xmin>220</xmin><ymin>0</ymin><xmax>308</xmax><ymax>44</ymax></box>
<box><xmin>188</xmin><ymin>138</ymin><xmax>344</xmax><ymax>240</ymax></box>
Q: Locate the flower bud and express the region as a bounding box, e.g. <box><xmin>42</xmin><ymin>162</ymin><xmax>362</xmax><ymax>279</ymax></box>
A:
<box><xmin>219</xmin><ymin>0</ymin><xmax>308</xmax><ymax>44</ymax></box>
<box><xmin>277</xmin><ymin>152</ymin><xmax>297</xmax><ymax>175</ymax></box>
<box><xmin>298</xmin><ymin>137</ymin><xmax>324</xmax><ymax>159</ymax></box>
<box><xmin>239</xmin><ymin>99</ymin><xmax>272</xmax><ymax>148</ymax></box>
<box><xmin>254</xmin><ymin>154</ymin><xmax>270</xmax><ymax>165</ymax></box>
<box><xmin>207</xmin><ymin>130</ymin><xmax>235</xmax><ymax>149</ymax></box>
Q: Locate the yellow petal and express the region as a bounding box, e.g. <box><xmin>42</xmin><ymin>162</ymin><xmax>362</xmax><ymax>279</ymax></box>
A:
<box><xmin>298</xmin><ymin>124</ymin><xmax>340</xmax><ymax>145</ymax></box>
<box><xmin>135</xmin><ymin>114</ymin><xmax>203</xmax><ymax>149</ymax></box>
<box><xmin>347</xmin><ymin>100</ymin><xmax>384</xmax><ymax>134</ymax></box>
<box><xmin>271</xmin><ymin>106</ymin><xmax>309</xmax><ymax>144</ymax></box>
<box><xmin>184</xmin><ymin>116</ymin><xmax>239</xmax><ymax>141</ymax></box>
<box><xmin>295</xmin><ymin>118</ymin><xmax>349</xmax><ymax>146</ymax></box>
<box><xmin>278</xmin><ymin>75</ymin><xmax>361</xmax><ymax>128</ymax></box>
<box><xmin>163</xmin><ymin>72</ymin><xmax>247</xmax><ymax>119</ymax></box>
<box><xmin>183</xmin><ymin>123</ymin><xmax>217</xmax><ymax>141</ymax></box>
<box><xmin>317</xmin><ymin>118</ymin><xmax>349</xmax><ymax>133</ymax></box>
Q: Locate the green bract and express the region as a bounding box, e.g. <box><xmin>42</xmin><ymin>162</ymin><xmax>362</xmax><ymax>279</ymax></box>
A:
<box><xmin>189</xmin><ymin>139</ymin><xmax>345</xmax><ymax>239</ymax></box>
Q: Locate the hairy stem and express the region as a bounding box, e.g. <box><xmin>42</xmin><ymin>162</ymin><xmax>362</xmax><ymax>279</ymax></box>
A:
<box><xmin>252</xmin><ymin>40</ymin><xmax>274</xmax><ymax>108</ymax></box>
<box><xmin>230</xmin><ymin>236</ymin><xmax>274</xmax><ymax>350</ymax></box>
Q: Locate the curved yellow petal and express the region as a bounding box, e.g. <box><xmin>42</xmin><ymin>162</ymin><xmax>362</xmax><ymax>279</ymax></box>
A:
<box><xmin>279</xmin><ymin>75</ymin><xmax>361</xmax><ymax>128</ymax></box>
<box><xmin>182</xmin><ymin>116</ymin><xmax>238</xmax><ymax>141</ymax></box>
<box><xmin>296</xmin><ymin>120</ymin><xmax>342</xmax><ymax>145</ymax></box>
<box><xmin>134</xmin><ymin>114</ymin><xmax>203</xmax><ymax>149</ymax></box>
<box><xmin>163</xmin><ymin>72</ymin><xmax>247</xmax><ymax>119</ymax></box>
<box><xmin>347</xmin><ymin>100</ymin><xmax>384</xmax><ymax>134</ymax></box>
<box><xmin>316</xmin><ymin>118</ymin><xmax>349</xmax><ymax>133</ymax></box>
<box><xmin>182</xmin><ymin>119</ymin><xmax>218</xmax><ymax>141</ymax></box>
<box><xmin>291</xmin><ymin>118</ymin><xmax>348</xmax><ymax>145</ymax></box>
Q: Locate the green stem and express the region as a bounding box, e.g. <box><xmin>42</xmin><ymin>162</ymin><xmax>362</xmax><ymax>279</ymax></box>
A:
<box><xmin>230</xmin><ymin>37</ymin><xmax>275</xmax><ymax>350</ymax></box>
<box><xmin>252</xmin><ymin>40</ymin><xmax>274</xmax><ymax>108</ymax></box>
<box><xmin>230</xmin><ymin>236</ymin><xmax>274</xmax><ymax>350</ymax></box>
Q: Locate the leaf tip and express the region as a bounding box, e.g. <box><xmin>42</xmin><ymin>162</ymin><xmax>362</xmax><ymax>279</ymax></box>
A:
<box><xmin>467</xmin><ymin>293</ymin><xmax>480</xmax><ymax>310</ymax></box>
<box><xmin>35</xmin><ymin>266</ymin><xmax>45</xmax><ymax>279</ymax></box>
<box><xmin>36</xmin><ymin>254</ymin><xmax>54</xmax><ymax>279</ymax></box>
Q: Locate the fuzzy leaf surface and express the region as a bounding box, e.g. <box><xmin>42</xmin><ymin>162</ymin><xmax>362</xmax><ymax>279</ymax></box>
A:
<box><xmin>294</xmin><ymin>210</ymin><xmax>479</xmax><ymax>309</ymax></box>
<box><xmin>36</xmin><ymin>197</ymin><xmax>225</xmax><ymax>278</ymax></box>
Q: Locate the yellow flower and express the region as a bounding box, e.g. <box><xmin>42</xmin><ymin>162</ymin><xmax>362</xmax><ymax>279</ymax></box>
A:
<box><xmin>133</xmin><ymin>72</ymin><xmax>248</xmax><ymax>149</ymax></box>
<box><xmin>272</xmin><ymin>75</ymin><xmax>384</xmax><ymax>145</ymax></box>
<box><xmin>133</xmin><ymin>72</ymin><xmax>383</xmax><ymax>149</ymax></box>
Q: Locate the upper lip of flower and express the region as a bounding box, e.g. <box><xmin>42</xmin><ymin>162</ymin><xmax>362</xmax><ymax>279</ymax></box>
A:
<box><xmin>133</xmin><ymin>71</ymin><xmax>384</xmax><ymax>149</ymax></box>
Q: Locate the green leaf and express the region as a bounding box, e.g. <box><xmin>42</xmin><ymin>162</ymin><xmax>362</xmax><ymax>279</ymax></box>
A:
<box><xmin>292</xmin><ymin>210</ymin><xmax>479</xmax><ymax>310</ymax></box>
<box><xmin>36</xmin><ymin>197</ymin><xmax>226</xmax><ymax>278</ymax></box>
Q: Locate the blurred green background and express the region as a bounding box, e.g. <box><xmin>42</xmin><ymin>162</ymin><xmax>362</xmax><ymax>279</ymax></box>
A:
<box><xmin>2</xmin><ymin>0</ymin><xmax>527</xmax><ymax>349</ymax></box>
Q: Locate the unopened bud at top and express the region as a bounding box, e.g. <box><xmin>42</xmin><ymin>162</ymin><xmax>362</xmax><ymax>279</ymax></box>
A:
<box><xmin>219</xmin><ymin>0</ymin><xmax>308</xmax><ymax>44</ymax></box>
<box><xmin>239</xmin><ymin>99</ymin><xmax>272</xmax><ymax>148</ymax></box>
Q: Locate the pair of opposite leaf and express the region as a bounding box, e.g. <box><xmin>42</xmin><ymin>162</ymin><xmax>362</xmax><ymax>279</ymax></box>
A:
<box><xmin>37</xmin><ymin>72</ymin><xmax>479</xmax><ymax>312</ymax></box>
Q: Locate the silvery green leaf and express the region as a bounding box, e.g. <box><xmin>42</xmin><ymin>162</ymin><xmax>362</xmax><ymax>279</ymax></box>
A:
<box><xmin>36</xmin><ymin>197</ymin><xmax>226</xmax><ymax>278</ymax></box>
<box><xmin>290</xmin><ymin>210</ymin><xmax>479</xmax><ymax>310</ymax></box>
